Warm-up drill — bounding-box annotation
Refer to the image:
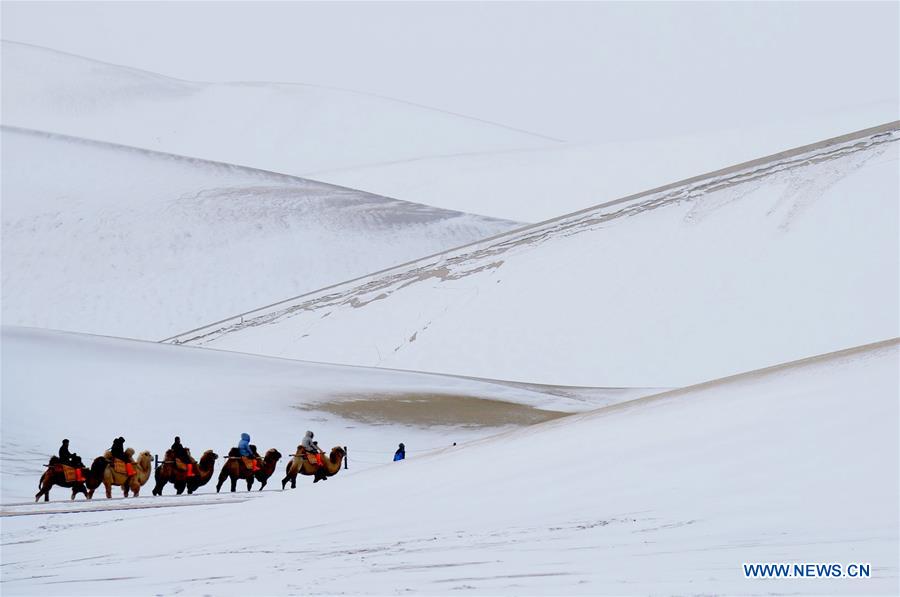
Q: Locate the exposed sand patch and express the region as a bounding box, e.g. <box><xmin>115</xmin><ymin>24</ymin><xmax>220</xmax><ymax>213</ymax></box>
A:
<box><xmin>300</xmin><ymin>393</ymin><xmax>569</xmax><ymax>428</ymax></box>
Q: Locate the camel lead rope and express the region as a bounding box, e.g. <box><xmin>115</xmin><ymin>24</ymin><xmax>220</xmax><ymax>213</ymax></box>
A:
<box><xmin>344</xmin><ymin>446</ymin><xmax>348</xmax><ymax>470</ymax></box>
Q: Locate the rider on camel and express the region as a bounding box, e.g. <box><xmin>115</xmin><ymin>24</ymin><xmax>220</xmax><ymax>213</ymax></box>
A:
<box><xmin>58</xmin><ymin>439</ymin><xmax>73</xmax><ymax>465</ymax></box>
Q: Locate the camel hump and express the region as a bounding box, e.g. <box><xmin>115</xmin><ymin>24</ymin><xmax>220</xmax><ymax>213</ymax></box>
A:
<box><xmin>227</xmin><ymin>447</ymin><xmax>241</xmax><ymax>458</ymax></box>
<box><xmin>103</xmin><ymin>450</ymin><xmax>113</xmax><ymax>460</ymax></box>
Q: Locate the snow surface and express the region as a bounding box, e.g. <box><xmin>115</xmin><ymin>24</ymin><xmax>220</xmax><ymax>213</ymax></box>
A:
<box><xmin>0</xmin><ymin>127</ymin><xmax>519</xmax><ymax>339</ymax></box>
<box><xmin>175</xmin><ymin>124</ymin><xmax>900</xmax><ymax>387</ymax></box>
<box><xmin>314</xmin><ymin>102</ymin><xmax>900</xmax><ymax>221</ymax></box>
<box><xmin>6</xmin><ymin>41</ymin><xmax>895</xmax><ymax>224</ymax></box>
<box><xmin>0</xmin><ymin>326</ymin><xmax>653</xmax><ymax>504</ymax></box>
<box><xmin>2</xmin><ymin>332</ymin><xmax>896</xmax><ymax>595</ymax></box>
<box><xmin>0</xmin><ymin>41</ymin><xmax>557</xmax><ymax>179</ymax></box>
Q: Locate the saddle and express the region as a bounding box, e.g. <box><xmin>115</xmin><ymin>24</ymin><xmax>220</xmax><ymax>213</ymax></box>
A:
<box><xmin>112</xmin><ymin>458</ymin><xmax>135</xmax><ymax>476</ymax></box>
<box><xmin>241</xmin><ymin>456</ymin><xmax>261</xmax><ymax>472</ymax></box>
<box><xmin>61</xmin><ymin>465</ymin><xmax>85</xmax><ymax>483</ymax></box>
<box><xmin>301</xmin><ymin>452</ymin><xmax>324</xmax><ymax>467</ymax></box>
<box><xmin>175</xmin><ymin>459</ymin><xmax>197</xmax><ymax>477</ymax></box>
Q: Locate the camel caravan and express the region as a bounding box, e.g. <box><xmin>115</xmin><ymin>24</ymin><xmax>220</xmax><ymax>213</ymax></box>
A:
<box><xmin>36</xmin><ymin>431</ymin><xmax>347</xmax><ymax>502</ymax></box>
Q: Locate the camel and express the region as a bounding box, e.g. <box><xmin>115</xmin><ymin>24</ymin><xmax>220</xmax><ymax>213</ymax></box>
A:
<box><xmin>122</xmin><ymin>451</ymin><xmax>153</xmax><ymax>497</ymax></box>
<box><xmin>34</xmin><ymin>455</ymin><xmax>95</xmax><ymax>502</ymax></box>
<box><xmin>83</xmin><ymin>456</ymin><xmax>109</xmax><ymax>498</ymax></box>
<box><xmin>216</xmin><ymin>448</ymin><xmax>282</xmax><ymax>493</ymax></box>
<box><xmin>282</xmin><ymin>446</ymin><xmax>346</xmax><ymax>489</ymax></box>
<box><xmin>152</xmin><ymin>448</ymin><xmax>217</xmax><ymax>496</ymax></box>
<box><xmin>83</xmin><ymin>447</ymin><xmax>144</xmax><ymax>499</ymax></box>
<box><xmin>186</xmin><ymin>450</ymin><xmax>219</xmax><ymax>494</ymax></box>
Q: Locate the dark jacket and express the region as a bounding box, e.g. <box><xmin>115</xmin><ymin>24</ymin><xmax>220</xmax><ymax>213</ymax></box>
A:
<box><xmin>58</xmin><ymin>442</ymin><xmax>72</xmax><ymax>465</ymax></box>
<box><xmin>110</xmin><ymin>437</ymin><xmax>126</xmax><ymax>460</ymax></box>
<box><xmin>172</xmin><ymin>439</ymin><xmax>189</xmax><ymax>462</ymax></box>
<box><xmin>393</xmin><ymin>447</ymin><xmax>405</xmax><ymax>461</ymax></box>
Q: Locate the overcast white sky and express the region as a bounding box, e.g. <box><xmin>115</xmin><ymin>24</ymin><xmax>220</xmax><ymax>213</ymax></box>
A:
<box><xmin>3</xmin><ymin>1</ymin><xmax>898</xmax><ymax>142</ymax></box>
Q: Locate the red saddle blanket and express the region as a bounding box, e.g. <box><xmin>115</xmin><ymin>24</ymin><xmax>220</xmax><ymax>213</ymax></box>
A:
<box><xmin>112</xmin><ymin>459</ymin><xmax>135</xmax><ymax>476</ymax></box>
<box><xmin>60</xmin><ymin>465</ymin><xmax>85</xmax><ymax>483</ymax></box>
<box><xmin>304</xmin><ymin>453</ymin><xmax>324</xmax><ymax>467</ymax></box>
<box><xmin>241</xmin><ymin>457</ymin><xmax>260</xmax><ymax>472</ymax></box>
<box><xmin>174</xmin><ymin>460</ymin><xmax>197</xmax><ymax>477</ymax></box>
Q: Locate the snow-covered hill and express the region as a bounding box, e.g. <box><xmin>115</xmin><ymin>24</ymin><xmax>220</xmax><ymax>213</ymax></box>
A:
<box><xmin>1</xmin><ymin>127</ymin><xmax>519</xmax><ymax>339</ymax></box>
<box><xmin>314</xmin><ymin>103</ymin><xmax>899</xmax><ymax>221</ymax></box>
<box><xmin>0</xmin><ymin>326</ymin><xmax>654</xmax><ymax>503</ymax></box>
<box><xmin>0</xmin><ymin>41</ymin><xmax>557</xmax><ymax>178</ymax></box>
<box><xmin>174</xmin><ymin>123</ymin><xmax>900</xmax><ymax>387</ymax></box>
<box><xmin>3</xmin><ymin>333</ymin><xmax>896</xmax><ymax>595</ymax></box>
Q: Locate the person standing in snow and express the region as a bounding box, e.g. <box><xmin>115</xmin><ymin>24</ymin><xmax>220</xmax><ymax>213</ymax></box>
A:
<box><xmin>393</xmin><ymin>443</ymin><xmax>405</xmax><ymax>461</ymax></box>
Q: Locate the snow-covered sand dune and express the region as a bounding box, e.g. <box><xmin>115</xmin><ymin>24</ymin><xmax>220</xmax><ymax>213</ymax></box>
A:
<box><xmin>1</xmin><ymin>40</ymin><xmax>557</xmax><ymax>178</ymax></box>
<box><xmin>2</xmin><ymin>337</ymin><xmax>896</xmax><ymax>595</ymax></box>
<box><xmin>314</xmin><ymin>103</ymin><xmax>899</xmax><ymax>221</ymax></box>
<box><xmin>1</xmin><ymin>127</ymin><xmax>519</xmax><ymax>339</ymax></box>
<box><xmin>0</xmin><ymin>326</ymin><xmax>653</xmax><ymax>504</ymax></box>
<box><xmin>174</xmin><ymin>123</ymin><xmax>900</xmax><ymax>387</ymax></box>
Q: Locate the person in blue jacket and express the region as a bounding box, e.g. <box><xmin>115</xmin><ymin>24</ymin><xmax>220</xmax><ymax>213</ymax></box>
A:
<box><xmin>393</xmin><ymin>443</ymin><xmax>405</xmax><ymax>461</ymax></box>
<box><xmin>238</xmin><ymin>433</ymin><xmax>252</xmax><ymax>457</ymax></box>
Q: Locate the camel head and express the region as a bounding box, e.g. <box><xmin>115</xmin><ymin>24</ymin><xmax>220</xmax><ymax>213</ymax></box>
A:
<box><xmin>137</xmin><ymin>451</ymin><xmax>152</xmax><ymax>466</ymax></box>
<box><xmin>264</xmin><ymin>448</ymin><xmax>282</xmax><ymax>463</ymax></box>
<box><xmin>200</xmin><ymin>449</ymin><xmax>219</xmax><ymax>464</ymax></box>
<box><xmin>330</xmin><ymin>446</ymin><xmax>346</xmax><ymax>460</ymax></box>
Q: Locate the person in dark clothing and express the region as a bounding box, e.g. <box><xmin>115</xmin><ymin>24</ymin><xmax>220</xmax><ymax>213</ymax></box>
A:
<box><xmin>58</xmin><ymin>439</ymin><xmax>73</xmax><ymax>465</ymax></box>
<box><xmin>171</xmin><ymin>436</ymin><xmax>189</xmax><ymax>462</ymax></box>
<box><xmin>393</xmin><ymin>443</ymin><xmax>405</xmax><ymax>461</ymax></box>
<box><xmin>110</xmin><ymin>436</ymin><xmax>126</xmax><ymax>461</ymax></box>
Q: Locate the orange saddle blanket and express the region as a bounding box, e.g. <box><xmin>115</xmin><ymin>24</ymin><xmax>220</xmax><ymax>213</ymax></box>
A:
<box><xmin>113</xmin><ymin>459</ymin><xmax>135</xmax><ymax>476</ymax></box>
<box><xmin>62</xmin><ymin>465</ymin><xmax>85</xmax><ymax>483</ymax></box>
<box><xmin>175</xmin><ymin>460</ymin><xmax>197</xmax><ymax>477</ymax></box>
<box><xmin>241</xmin><ymin>457</ymin><xmax>260</xmax><ymax>472</ymax></box>
<box><xmin>304</xmin><ymin>453</ymin><xmax>324</xmax><ymax>467</ymax></box>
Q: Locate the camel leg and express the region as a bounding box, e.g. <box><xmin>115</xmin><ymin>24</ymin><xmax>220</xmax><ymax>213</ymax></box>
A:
<box><xmin>230</xmin><ymin>476</ymin><xmax>237</xmax><ymax>493</ymax></box>
<box><xmin>258</xmin><ymin>478</ymin><xmax>267</xmax><ymax>491</ymax></box>
<box><xmin>105</xmin><ymin>481</ymin><xmax>112</xmax><ymax>499</ymax></box>
<box><xmin>216</xmin><ymin>469</ymin><xmax>228</xmax><ymax>493</ymax></box>
<box><xmin>123</xmin><ymin>484</ymin><xmax>130</xmax><ymax>498</ymax></box>
<box><xmin>246</xmin><ymin>477</ymin><xmax>254</xmax><ymax>492</ymax></box>
<box><xmin>35</xmin><ymin>484</ymin><xmax>49</xmax><ymax>502</ymax></box>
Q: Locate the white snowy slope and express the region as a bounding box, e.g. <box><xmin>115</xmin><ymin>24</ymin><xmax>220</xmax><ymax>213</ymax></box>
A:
<box><xmin>0</xmin><ymin>41</ymin><xmax>557</xmax><ymax>178</ymax></box>
<box><xmin>314</xmin><ymin>102</ymin><xmax>900</xmax><ymax>221</ymax></box>
<box><xmin>2</xmin><ymin>337</ymin><xmax>896</xmax><ymax>595</ymax></box>
<box><xmin>0</xmin><ymin>326</ymin><xmax>653</xmax><ymax>504</ymax></box>
<box><xmin>0</xmin><ymin>127</ymin><xmax>520</xmax><ymax>339</ymax></box>
<box><xmin>174</xmin><ymin>123</ymin><xmax>900</xmax><ymax>387</ymax></box>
